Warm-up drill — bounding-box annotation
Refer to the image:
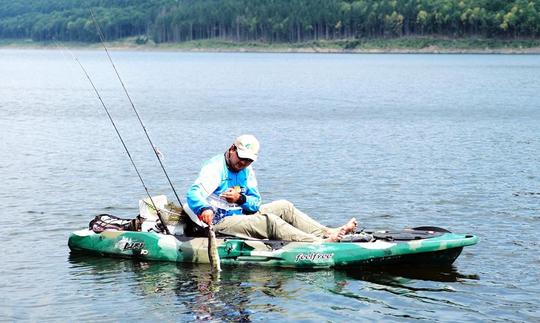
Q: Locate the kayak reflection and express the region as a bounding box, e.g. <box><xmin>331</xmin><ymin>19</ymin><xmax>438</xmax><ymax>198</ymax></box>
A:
<box><xmin>68</xmin><ymin>254</ymin><xmax>297</xmax><ymax>320</ymax></box>
<box><xmin>67</xmin><ymin>254</ymin><xmax>479</xmax><ymax>320</ymax></box>
<box><xmin>340</xmin><ymin>264</ymin><xmax>480</xmax><ymax>284</ymax></box>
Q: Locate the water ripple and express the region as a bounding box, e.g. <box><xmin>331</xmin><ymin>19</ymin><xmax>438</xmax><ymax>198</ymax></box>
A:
<box><xmin>1</xmin><ymin>50</ymin><xmax>539</xmax><ymax>322</ymax></box>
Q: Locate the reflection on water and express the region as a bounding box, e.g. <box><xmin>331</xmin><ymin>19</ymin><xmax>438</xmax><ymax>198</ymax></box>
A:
<box><xmin>67</xmin><ymin>253</ymin><xmax>481</xmax><ymax>322</ymax></box>
<box><xmin>341</xmin><ymin>264</ymin><xmax>480</xmax><ymax>285</ymax></box>
<box><xmin>68</xmin><ymin>254</ymin><xmax>297</xmax><ymax>321</ymax></box>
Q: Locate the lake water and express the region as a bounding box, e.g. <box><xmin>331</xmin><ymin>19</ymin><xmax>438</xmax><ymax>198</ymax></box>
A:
<box><xmin>0</xmin><ymin>49</ymin><xmax>539</xmax><ymax>322</ymax></box>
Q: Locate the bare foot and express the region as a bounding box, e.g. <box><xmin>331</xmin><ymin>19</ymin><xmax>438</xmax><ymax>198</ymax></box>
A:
<box><xmin>323</xmin><ymin>218</ymin><xmax>358</xmax><ymax>240</ymax></box>
<box><xmin>341</xmin><ymin>218</ymin><xmax>357</xmax><ymax>235</ymax></box>
<box><xmin>324</xmin><ymin>227</ymin><xmax>346</xmax><ymax>242</ymax></box>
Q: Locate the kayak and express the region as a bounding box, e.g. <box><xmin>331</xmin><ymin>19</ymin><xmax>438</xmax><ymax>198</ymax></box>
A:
<box><xmin>68</xmin><ymin>226</ymin><xmax>477</xmax><ymax>268</ymax></box>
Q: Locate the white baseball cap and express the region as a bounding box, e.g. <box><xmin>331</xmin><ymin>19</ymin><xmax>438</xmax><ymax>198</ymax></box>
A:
<box><xmin>234</xmin><ymin>134</ymin><xmax>260</xmax><ymax>161</ymax></box>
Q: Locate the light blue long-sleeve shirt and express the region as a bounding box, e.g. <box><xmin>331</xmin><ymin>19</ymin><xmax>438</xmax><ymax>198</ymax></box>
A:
<box><xmin>186</xmin><ymin>154</ymin><xmax>261</xmax><ymax>219</ymax></box>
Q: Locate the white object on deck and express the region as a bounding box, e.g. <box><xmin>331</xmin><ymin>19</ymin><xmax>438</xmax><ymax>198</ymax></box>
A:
<box><xmin>138</xmin><ymin>195</ymin><xmax>184</xmax><ymax>235</ymax></box>
<box><xmin>139</xmin><ymin>195</ymin><xmax>168</xmax><ymax>221</ymax></box>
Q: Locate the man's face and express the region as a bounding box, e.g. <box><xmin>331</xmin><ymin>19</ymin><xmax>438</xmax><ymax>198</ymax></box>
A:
<box><xmin>228</xmin><ymin>146</ymin><xmax>253</xmax><ymax>172</ymax></box>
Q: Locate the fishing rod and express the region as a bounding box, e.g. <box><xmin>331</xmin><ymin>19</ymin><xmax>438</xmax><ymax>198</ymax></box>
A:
<box><xmin>88</xmin><ymin>11</ymin><xmax>221</xmax><ymax>273</ymax></box>
<box><xmin>57</xmin><ymin>41</ymin><xmax>171</xmax><ymax>235</ymax></box>
<box><xmin>89</xmin><ymin>9</ymin><xmax>185</xmax><ymax>211</ymax></box>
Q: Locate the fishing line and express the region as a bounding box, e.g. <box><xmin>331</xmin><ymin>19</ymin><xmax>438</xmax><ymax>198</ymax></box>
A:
<box><xmin>87</xmin><ymin>12</ymin><xmax>221</xmax><ymax>276</ymax></box>
<box><xmin>54</xmin><ymin>40</ymin><xmax>170</xmax><ymax>235</ymax></box>
<box><xmin>87</xmin><ymin>12</ymin><xmax>221</xmax><ymax>273</ymax></box>
<box><xmin>89</xmin><ymin>9</ymin><xmax>185</xmax><ymax>210</ymax></box>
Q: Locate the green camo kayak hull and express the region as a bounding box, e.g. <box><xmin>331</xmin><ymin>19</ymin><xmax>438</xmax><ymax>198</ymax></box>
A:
<box><xmin>68</xmin><ymin>227</ymin><xmax>477</xmax><ymax>268</ymax></box>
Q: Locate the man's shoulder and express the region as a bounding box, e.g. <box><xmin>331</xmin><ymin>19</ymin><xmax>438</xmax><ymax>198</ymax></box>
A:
<box><xmin>202</xmin><ymin>154</ymin><xmax>225</xmax><ymax>169</ymax></box>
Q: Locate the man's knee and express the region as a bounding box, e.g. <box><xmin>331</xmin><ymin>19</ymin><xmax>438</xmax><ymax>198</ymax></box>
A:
<box><xmin>261</xmin><ymin>199</ymin><xmax>294</xmax><ymax>214</ymax></box>
<box><xmin>264</xmin><ymin>212</ymin><xmax>279</xmax><ymax>223</ymax></box>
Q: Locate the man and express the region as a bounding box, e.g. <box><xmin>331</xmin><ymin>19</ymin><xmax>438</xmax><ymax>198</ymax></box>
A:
<box><xmin>186</xmin><ymin>134</ymin><xmax>357</xmax><ymax>242</ymax></box>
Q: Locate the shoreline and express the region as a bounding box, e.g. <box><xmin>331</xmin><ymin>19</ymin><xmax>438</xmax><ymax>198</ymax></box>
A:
<box><xmin>2</xmin><ymin>38</ymin><xmax>540</xmax><ymax>54</ymax></box>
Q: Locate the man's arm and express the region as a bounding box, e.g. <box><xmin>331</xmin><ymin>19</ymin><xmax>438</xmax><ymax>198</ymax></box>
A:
<box><xmin>220</xmin><ymin>167</ymin><xmax>260</xmax><ymax>213</ymax></box>
<box><xmin>186</xmin><ymin>162</ymin><xmax>221</xmax><ymax>219</ymax></box>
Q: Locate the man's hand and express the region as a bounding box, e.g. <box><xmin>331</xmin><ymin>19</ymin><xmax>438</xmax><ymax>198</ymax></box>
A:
<box><xmin>220</xmin><ymin>187</ymin><xmax>241</xmax><ymax>203</ymax></box>
<box><xmin>200</xmin><ymin>209</ymin><xmax>215</xmax><ymax>225</ymax></box>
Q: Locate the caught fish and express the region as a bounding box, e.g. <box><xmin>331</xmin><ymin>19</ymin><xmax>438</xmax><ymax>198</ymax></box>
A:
<box><xmin>207</xmin><ymin>224</ymin><xmax>222</xmax><ymax>273</ymax></box>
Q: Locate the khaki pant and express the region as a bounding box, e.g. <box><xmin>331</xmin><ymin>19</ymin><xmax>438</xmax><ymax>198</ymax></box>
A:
<box><xmin>214</xmin><ymin>199</ymin><xmax>331</xmax><ymax>242</ymax></box>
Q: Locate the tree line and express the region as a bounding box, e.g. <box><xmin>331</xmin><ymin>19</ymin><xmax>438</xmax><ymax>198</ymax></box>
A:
<box><xmin>0</xmin><ymin>0</ymin><xmax>167</xmax><ymax>41</ymax></box>
<box><xmin>1</xmin><ymin>0</ymin><xmax>539</xmax><ymax>43</ymax></box>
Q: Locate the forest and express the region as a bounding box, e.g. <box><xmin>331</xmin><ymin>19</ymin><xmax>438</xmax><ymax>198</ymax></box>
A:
<box><xmin>1</xmin><ymin>0</ymin><xmax>539</xmax><ymax>43</ymax></box>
